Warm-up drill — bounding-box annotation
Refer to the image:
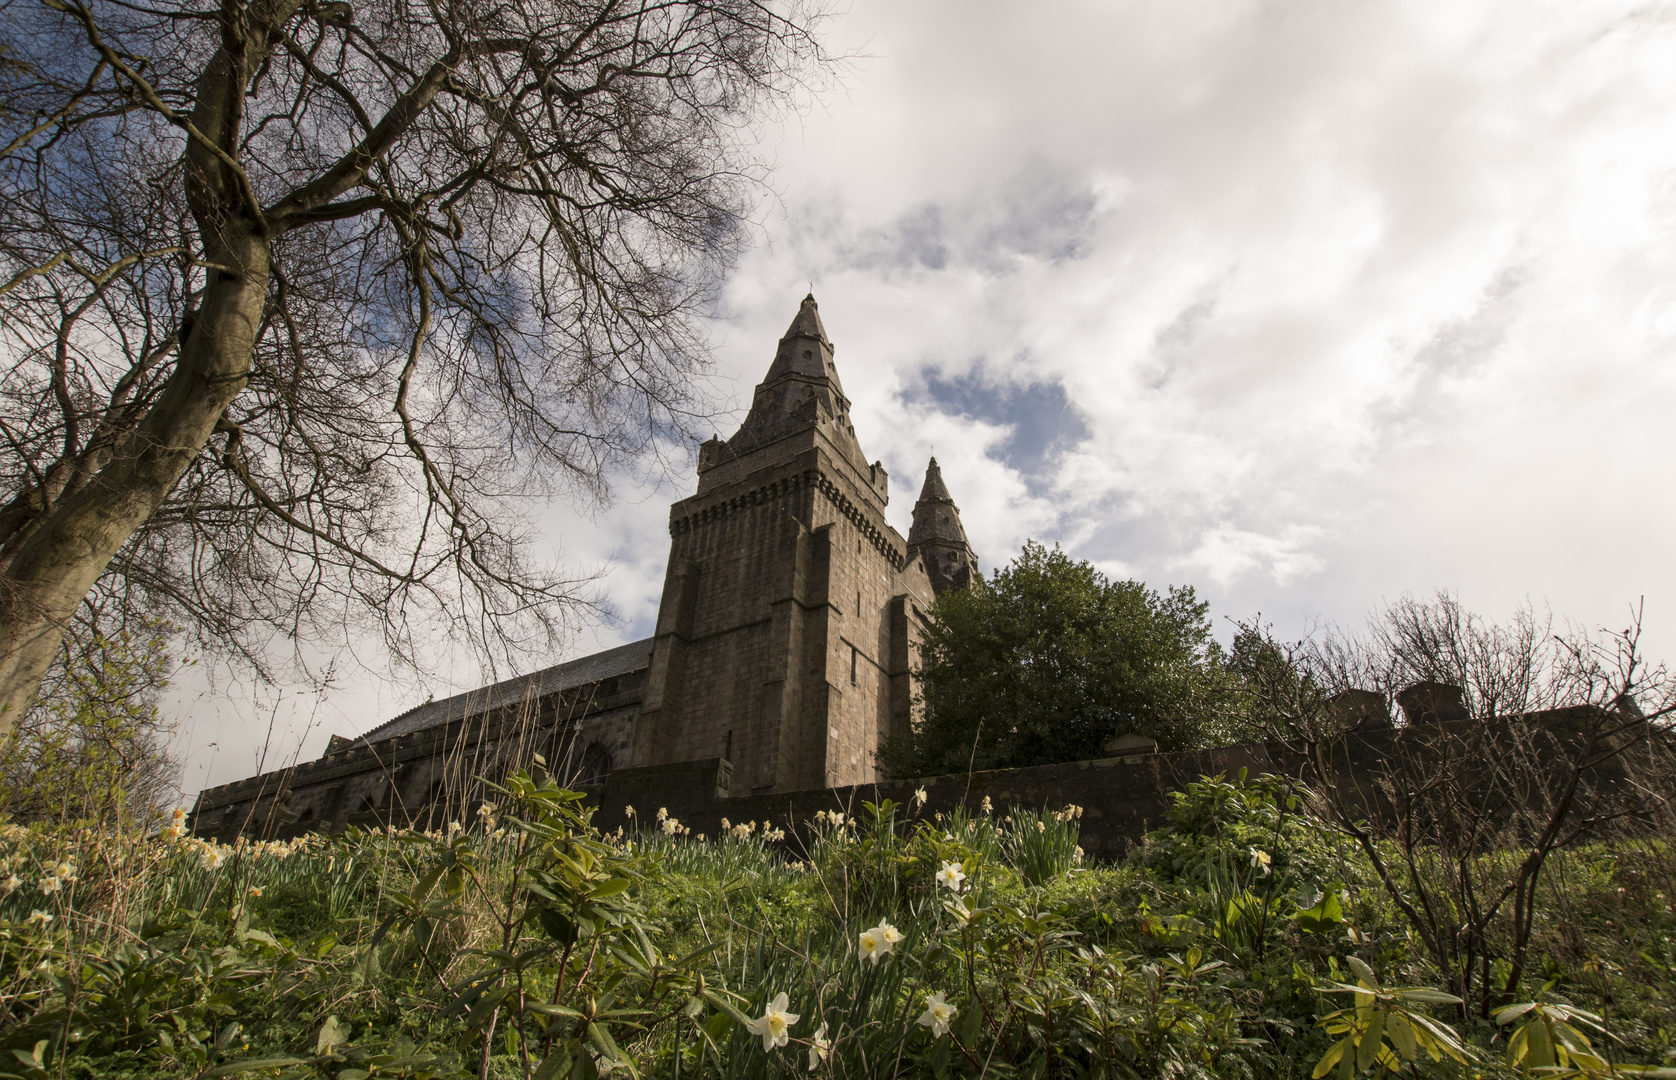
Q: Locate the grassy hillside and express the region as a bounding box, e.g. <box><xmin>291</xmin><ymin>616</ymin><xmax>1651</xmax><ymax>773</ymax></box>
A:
<box><xmin>0</xmin><ymin>771</ymin><xmax>1671</xmax><ymax>1079</ymax></box>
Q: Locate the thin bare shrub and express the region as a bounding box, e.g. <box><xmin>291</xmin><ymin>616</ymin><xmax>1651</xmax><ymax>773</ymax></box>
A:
<box><xmin>1243</xmin><ymin>593</ymin><xmax>1676</xmax><ymax>1018</ymax></box>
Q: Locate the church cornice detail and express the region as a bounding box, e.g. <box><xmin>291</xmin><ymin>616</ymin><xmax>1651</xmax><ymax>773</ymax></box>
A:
<box><xmin>669</xmin><ymin>468</ymin><xmax>908</xmax><ymax>571</ymax></box>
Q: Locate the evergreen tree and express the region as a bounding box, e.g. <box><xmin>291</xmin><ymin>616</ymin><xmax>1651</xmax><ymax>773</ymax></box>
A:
<box><xmin>880</xmin><ymin>541</ymin><xmax>1248</xmax><ymax>778</ymax></box>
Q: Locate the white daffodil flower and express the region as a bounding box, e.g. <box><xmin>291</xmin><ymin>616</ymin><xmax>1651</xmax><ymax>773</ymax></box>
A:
<box><xmin>913</xmin><ymin>787</ymin><xmax>928</xmax><ymax>808</ymax></box>
<box><xmin>743</xmin><ymin>992</ymin><xmax>799</xmax><ymax>1051</ymax></box>
<box><xmin>935</xmin><ymin>860</ymin><xmax>966</xmax><ymax>892</ymax></box>
<box><xmin>26</xmin><ymin>909</ymin><xmax>52</xmax><ymax>926</ymax></box>
<box><xmin>918</xmin><ymin>992</ymin><xmax>957</xmax><ymax>1038</ymax></box>
<box><xmin>858</xmin><ymin>926</ymin><xmax>883</xmax><ymax>963</ymax></box>
<box><xmin>859</xmin><ymin>922</ymin><xmax>900</xmax><ymax>963</ymax></box>
<box><xmin>1248</xmin><ymin>847</ymin><xmax>1272</xmax><ymax>875</ymax></box>
<box><xmin>807</xmin><ymin>1021</ymin><xmax>830</xmax><ymax>1071</ymax></box>
<box><xmin>37</xmin><ymin>877</ymin><xmax>59</xmax><ymax>895</ymax></box>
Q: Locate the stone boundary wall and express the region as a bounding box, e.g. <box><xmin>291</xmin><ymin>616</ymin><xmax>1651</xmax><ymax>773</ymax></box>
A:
<box><xmin>189</xmin><ymin>676</ymin><xmax>645</xmax><ymax>843</ymax></box>
<box><xmin>588</xmin><ymin>706</ymin><xmax>1667</xmax><ymax>862</ymax></box>
<box><xmin>194</xmin><ymin>702</ymin><xmax>1667</xmax><ymax>857</ymax></box>
<box><xmin>590</xmin><ymin>744</ymin><xmax>1283</xmax><ymax>862</ymax></box>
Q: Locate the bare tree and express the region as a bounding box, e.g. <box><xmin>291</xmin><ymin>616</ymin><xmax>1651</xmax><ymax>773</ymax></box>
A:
<box><xmin>0</xmin><ymin>0</ymin><xmax>832</xmax><ymax>737</ymax></box>
<box><xmin>1245</xmin><ymin>593</ymin><xmax>1676</xmax><ymax>1017</ymax></box>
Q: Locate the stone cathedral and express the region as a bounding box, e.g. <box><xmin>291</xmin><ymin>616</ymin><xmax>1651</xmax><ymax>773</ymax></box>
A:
<box><xmin>190</xmin><ymin>295</ymin><xmax>982</xmax><ymax>838</ymax></box>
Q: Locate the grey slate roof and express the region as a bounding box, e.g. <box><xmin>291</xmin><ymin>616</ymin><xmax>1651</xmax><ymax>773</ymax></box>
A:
<box><xmin>352</xmin><ymin>638</ymin><xmax>654</xmax><ymax>747</ymax></box>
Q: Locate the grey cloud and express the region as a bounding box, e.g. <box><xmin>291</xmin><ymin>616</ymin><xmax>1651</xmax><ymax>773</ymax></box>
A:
<box><xmin>902</xmin><ymin>369</ymin><xmax>1091</xmax><ymax>483</ymax></box>
<box><xmin>828</xmin><ymin>172</ymin><xmax>1100</xmax><ymax>276</ymax></box>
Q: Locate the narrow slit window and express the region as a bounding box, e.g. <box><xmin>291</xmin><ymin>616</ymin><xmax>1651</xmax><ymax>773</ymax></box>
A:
<box><xmin>850</xmin><ymin>645</ymin><xmax>858</xmax><ymax>685</ymax></box>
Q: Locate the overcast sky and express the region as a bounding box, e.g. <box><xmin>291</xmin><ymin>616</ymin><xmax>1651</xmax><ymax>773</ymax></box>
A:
<box><xmin>171</xmin><ymin>0</ymin><xmax>1676</xmax><ymax>799</ymax></box>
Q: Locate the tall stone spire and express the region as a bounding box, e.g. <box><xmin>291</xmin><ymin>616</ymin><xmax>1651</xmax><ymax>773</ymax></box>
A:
<box><xmin>762</xmin><ymin>293</ymin><xmax>844</xmax><ymax>393</ymax></box>
<box><xmin>907</xmin><ymin>457</ymin><xmax>979</xmax><ymax>595</ymax></box>
<box><xmin>697</xmin><ymin>293</ymin><xmax>870</xmax><ymax>488</ymax></box>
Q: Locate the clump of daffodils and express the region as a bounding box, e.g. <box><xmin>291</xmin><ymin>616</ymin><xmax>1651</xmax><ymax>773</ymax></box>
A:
<box><xmin>743</xmin><ymin>992</ymin><xmax>799</xmax><ymax>1051</ymax></box>
<box><xmin>174</xmin><ymin>835</ymin><xmax>232</xmax><ymax>870</ymax></box>
<box><xmin>655</xmin><ymin>809</ymin><xmax>692</xmax><ymax>837</ymax></box>
<box><xmin>1053</xmin><ymin>803</ymin><xmax>1083</xmax><ymax>823</ymax></box>
<box><xmin>160</xmin><ymin>807</ymin><xmax>188</xmax><ymax>840</ymax></box>
<box><xmin>725</xmin><ymin>818</ymin><xmax>767</xmax><ymax>841</ymax></box>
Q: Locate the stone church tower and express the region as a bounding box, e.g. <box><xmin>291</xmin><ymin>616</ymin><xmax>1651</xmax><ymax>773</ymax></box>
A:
<box><xmin>627</xmin><ymin>295</ymin><xmax>969</xmax><ymax>793</ymax></box>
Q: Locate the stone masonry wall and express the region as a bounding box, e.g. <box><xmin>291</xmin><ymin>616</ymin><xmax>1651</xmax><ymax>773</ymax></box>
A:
<box><xmin>592</xmin><ymin>706</ymin><xmax>1669</xmax><ymax>863</ymax></box>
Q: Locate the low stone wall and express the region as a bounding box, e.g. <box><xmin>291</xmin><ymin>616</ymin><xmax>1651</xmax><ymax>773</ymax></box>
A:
<box><xmin>589</xmin><ymin>706</ymin><xmax>1669</xmax><ymax>861</ymax></box>
<box><xmin>591</xmin><ymin>743</ymin><xmax>1280</xmax><ymax>862</ymax></box>
<box><xmin>194</xmin><ymin>701</ymin><xmax>1667</xmax><ymax>857</ymax></box>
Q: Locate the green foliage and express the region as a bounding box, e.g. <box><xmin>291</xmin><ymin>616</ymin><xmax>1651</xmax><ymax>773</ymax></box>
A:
<box><xmin>880</xmin><ymin>541</ymin><xmax>1253</xmax><ymax>776</ymax></box>
<box><xmin>0</xmin><ymin>619</ymin><xmax>181</xmax><ymax>826</ymax></box>
<box><xmin>996</xmin><ymin>805</ymin><xmax>1083</xmax><ymax>887</ymax></box>
<box><xmin>1311</xmin><ymin>957</ymin><xmax>1470</xmax><ymax>1079</ymax></box>
<box><xmin>1139</xmin><ymin>771</ymin><xmax>1349</xmax><ymax>891</ymax></box>
<box><xmin>0</xmin><ymin>777</ymin><xmax>1670</xmax><ymax>1079</ymax></box>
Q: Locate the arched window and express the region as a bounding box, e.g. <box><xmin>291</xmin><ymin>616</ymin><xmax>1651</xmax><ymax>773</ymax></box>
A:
<box><xmin>577</xmin><ymin>743</ymin><xmax>612</xmax><ymax>786</ymax></box>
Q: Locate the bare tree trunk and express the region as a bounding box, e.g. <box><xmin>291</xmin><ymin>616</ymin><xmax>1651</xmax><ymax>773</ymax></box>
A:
<box><xmin>0</xmin><ymin>0</ymin><xmax>293</xmax><ymax>738</ymax></box>
<box><xmin>0</xmin><ymin>248</ymin><xmax>270</xmax><ymax>735</ymax></box>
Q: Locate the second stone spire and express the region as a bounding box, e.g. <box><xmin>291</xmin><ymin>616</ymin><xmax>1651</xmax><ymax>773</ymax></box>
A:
<box><xmin>907</xmin><ymin>457</ymin><xmax>979</xmax><ymax>595</ymax></box>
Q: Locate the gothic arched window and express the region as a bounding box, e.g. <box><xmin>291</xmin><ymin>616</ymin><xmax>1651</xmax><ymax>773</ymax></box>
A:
<box><xmin>577</xmin><ymin>743</ymin><xmax>612</xmax><ymax>786</ymax></box>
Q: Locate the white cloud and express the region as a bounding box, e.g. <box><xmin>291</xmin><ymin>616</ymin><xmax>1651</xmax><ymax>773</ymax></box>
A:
<box><xmin>1172</xmin><ymin>524</ymin><xmax>1329</xmax><ymax>589</ymax></box>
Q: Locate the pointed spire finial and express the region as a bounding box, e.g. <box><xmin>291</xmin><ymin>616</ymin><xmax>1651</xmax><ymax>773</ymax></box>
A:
<box><xmin>908</xmin><ymin>456</ymin><xmax>976</xmax><ymax>595</ymax></box>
